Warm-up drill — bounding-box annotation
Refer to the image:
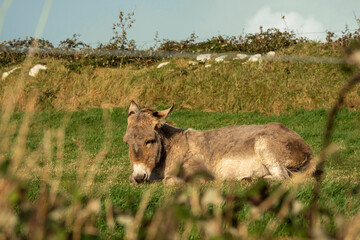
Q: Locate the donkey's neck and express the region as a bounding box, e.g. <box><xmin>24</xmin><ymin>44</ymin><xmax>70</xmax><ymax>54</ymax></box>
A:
<box><xmin>156</xmin><ymin>124</ymin><xmax>186</xmax><ymax>177</ymax></box>
<box><xmin>159</xmin><ymin>124</ymin><xmax>184</xmax><ymax>141</ymax></box>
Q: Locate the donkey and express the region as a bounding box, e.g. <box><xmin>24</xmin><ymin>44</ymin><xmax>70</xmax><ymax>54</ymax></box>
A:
<box><xmin>123</xmin><ymin>101</ymin><xmax>316</xmax><ymax>184</ymax></box>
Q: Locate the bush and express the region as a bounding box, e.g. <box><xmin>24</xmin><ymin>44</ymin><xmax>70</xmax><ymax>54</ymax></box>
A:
<box><xmin>1</xmin><ymin>15</ymin><xmax>360</xmax><ymax>69</ymax></box>
<box><xmin>326</xmin><ymin>18</ymin><xmax>360</xmax><ymax>48</ymax></box>
<box><xmin>159</xmin><ymin>28</ymin><xmax>307</xmax><ymax>53</ymax></box>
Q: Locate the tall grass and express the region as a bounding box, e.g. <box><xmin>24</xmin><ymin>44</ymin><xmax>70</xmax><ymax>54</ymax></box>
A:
<box><xmin>1</xmin><ymin>51</ymin><xmax>359</xmax><ymax>114</ymax></box>
<box><xmin>0</xmin><ymin>59</ymin><xmax>108</xmax><ymax>238</ymax></box>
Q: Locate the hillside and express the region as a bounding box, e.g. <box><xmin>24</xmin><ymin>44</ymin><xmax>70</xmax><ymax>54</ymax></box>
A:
<box><xmin>1</xmin><ymin>42</ymin><xmax>359</xmax><ymax>114</ymax></box>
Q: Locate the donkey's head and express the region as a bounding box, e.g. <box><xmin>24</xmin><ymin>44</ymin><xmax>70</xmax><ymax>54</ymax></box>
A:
<box><xmin>123</xmin><ymin>101</ymin><xmax>173</xmax><ymax>183</ymax></box>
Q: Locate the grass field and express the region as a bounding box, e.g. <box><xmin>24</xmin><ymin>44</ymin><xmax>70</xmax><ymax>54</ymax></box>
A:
<box><xmin>4</xmin><ymin>106</ymin><xmax>359</xmax><ymax>239</ymax></box>
<box><xmin>1</xmin><ymin>41</ymin><xmax>360</xmax><ymax>238</ymax></box>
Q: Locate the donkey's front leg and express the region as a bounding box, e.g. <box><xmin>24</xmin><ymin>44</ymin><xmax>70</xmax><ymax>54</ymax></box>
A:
<box><xmin>162</xmin><ymin>176</ymin><xmax>185</xmax><ymax>185</ymax></box>
<box><xmin>163</xmin><ymin>156</ymin><xmax>213</xmax><ymax>184</ymax></box>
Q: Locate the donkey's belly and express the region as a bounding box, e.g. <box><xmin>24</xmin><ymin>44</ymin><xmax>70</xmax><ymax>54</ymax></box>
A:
<box><xmin>214</xmin><ymin>156</ymin><xmax>269</xmax><ymax>180</ymax></box>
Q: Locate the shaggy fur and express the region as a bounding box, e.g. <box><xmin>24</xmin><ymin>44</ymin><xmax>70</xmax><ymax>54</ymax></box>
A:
<box><xmin>123</xmin><ymin>101</ymin><xmax>315</xmax><ymax>184</ymax></box>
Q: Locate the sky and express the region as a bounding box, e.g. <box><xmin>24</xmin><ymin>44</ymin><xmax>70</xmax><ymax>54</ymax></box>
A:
<box><xmin>1</xmin><ymin>0</ymin><xmax>360</xmax><ymax>48</ymax></box>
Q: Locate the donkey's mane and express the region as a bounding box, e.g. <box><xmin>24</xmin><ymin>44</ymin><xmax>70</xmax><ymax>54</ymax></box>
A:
<box><xmin>158</xmin><ymin>123</ymin><xmax>184</xmax><ymax>139</ymax></box>
<box><xmin>140</xmin><ymin>108</ymin><xmax>155</xmax><ymax>113</ymax></box>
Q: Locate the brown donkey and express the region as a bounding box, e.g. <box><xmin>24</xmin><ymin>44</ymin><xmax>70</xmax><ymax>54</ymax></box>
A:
<box><xmin>123</xmin><ymin>101</ymin><xmax>316</xmax><ymax>184</ymax></box>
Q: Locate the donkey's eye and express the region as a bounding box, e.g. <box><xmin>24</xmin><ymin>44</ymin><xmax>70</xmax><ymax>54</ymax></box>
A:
<box><xmin>145</xmin><ymin>139</ymin><xmax>156</xmax><ymax>146</ymax></box>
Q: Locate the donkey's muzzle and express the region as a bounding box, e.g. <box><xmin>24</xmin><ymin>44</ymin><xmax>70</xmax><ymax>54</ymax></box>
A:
<box><xmin>129</xmin><ymin>173</ymin><xmax>148</xmax><ymax>184</ymax></box>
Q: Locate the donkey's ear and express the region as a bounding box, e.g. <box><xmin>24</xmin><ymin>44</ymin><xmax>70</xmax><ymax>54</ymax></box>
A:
<box><xmin>128</xmin><ymin>101</ymin><xmax>139</xmax><ymax>117</ymax></box>
<box><xmin>152</xmin><ymin>105</ymin><xmax>174</xmax><ymax>120</ymax></box>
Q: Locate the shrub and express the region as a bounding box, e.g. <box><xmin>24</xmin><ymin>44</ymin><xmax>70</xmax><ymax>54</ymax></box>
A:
<box><xmin>158</xmin><ymin>28</ymin><xmax>307</xmax><ymax>53</ymax></box>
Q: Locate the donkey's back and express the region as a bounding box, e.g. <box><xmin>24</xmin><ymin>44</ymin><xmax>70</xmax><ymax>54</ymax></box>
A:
<box><xmin>184</xmin><ymin>122</ymin><xmax>315</xmax><ymax>180</ymax></box>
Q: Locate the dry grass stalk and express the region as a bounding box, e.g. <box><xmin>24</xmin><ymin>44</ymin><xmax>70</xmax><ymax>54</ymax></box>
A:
<box><xmin>250</xmin><ymin>186</ymin><xmax>288</xmax><ymax>221</ymax></box>
<box><xmin>118</xmin><ymin>187</ymin><xmax>155</xmax><ymax>240</ymax></box>
<box><xmin>344</xmin><ymin>212</ymin><xmax>360</xmax><ymax>240</ymax></box>
<box><xmin>72</xmin><ymin>199</ymin><xmax>101</xmax><ymax>240</ymax></box>
<box><xmin>310</xmin><ymin>72</ymin><xmax>360</xmax><ymax>238</ymax></box>
<box><xmin>50</xmin><ymin>115</ymin><xmax>70</xmax><ymax>197</ymax></box>
<box><xmin>105</xmin><ymin>197</ymin><xmax>115</xmax><ymax>231</ymax></box>
<box><xmin>144</xmin><ymin>210</ymin><xmax>163</xmax><ymax>240</ymax></box>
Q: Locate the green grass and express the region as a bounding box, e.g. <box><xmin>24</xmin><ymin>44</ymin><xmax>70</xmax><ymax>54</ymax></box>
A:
<box><xmin>8</xmin><ymin>107</ymin><xmax>360</xmax><ymax>238</ymax></box>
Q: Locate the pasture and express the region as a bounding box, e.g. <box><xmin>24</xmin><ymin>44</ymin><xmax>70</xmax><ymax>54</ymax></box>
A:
<box><xmin>1</xmin><ymin>2</ymin><xmax>360</xmax><ymax>237</ymax></box>
<box><xmin>3</xmin><ymin>105</ymin><xmax>360</xmax><ymax>238</ymax></box>
<box><xmin>1</xmin><ymin>39</ymin><xmax>360</xmax><ymax>238</ymax></box>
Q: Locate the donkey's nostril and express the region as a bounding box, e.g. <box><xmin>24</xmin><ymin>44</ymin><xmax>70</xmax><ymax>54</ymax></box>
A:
<box><xmin>134</xmin><ymin>173</ymin><xmax>147</xmax><ymax>183</ymax></box>
<box><xmin>144</xmin><ymin>173</ymin><xmax>149</xmax><ymax>182</ymax></box>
